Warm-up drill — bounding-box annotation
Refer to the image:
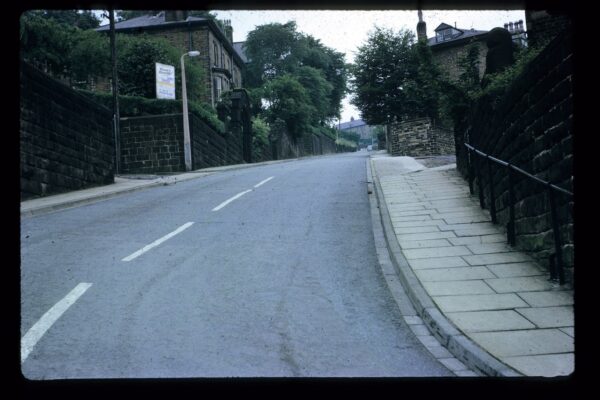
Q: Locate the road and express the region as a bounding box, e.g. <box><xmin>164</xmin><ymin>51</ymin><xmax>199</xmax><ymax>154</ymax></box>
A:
<box><xmin>20</xmin><ymin>151</ymin><xmax>452</xmax><ymax>378</ymax></box>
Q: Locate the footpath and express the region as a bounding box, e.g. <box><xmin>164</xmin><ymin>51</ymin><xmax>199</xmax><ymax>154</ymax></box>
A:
<box><xmin>369</xmin><ymin>151</ymin><xmax>574</xmax><ymax>377</ymax></box>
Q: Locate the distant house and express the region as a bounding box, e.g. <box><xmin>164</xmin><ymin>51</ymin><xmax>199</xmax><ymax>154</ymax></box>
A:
<box><xmin>338</xmin><ymin>118</ymin><xmax>379</xmax><ymax>148</ymax></box>
<box><xmin>97</xmin><ymin>11</ymin><xmax>246</xmax><ymax>107</ymax></box>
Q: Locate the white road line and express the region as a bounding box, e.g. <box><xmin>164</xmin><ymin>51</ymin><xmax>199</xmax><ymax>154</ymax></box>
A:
<box><xmin>254</xmin><ymin>176</ymin><xmax>274</xmax><ymax>188</ymax></box>
<box><xmin>21</xmin><ymin>282</ymin><xmax>92</xmax><ymax>363</ymax></box>
<box><xmin>212</xmin><ymin>189</ymin><xmax>252</xmax><ymax>212</ymax></box>
<box><xmin>122</xmin><ymin>222</ymin><xmax>194</xmax><ymax>262</ymax></box>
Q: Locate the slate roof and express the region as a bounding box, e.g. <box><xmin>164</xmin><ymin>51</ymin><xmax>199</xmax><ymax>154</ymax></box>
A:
<box><xmin>427</xmin><ymin>23</ymin><xmax>488</xmax><ymax>47</ymax></box>
<box><xmin>338</xmin><ymin>119</ymin><xmax>367</xmax><ymax>130</ymax></box>
<box><xmin>233</xmin><ymin>42</ymin><xmax>248</xmax><ymax>63</ymax></box>
<box><xmin>96</xmin><ymin>11</ymin><xmax>208</xmax><ymax>31</ymax></box>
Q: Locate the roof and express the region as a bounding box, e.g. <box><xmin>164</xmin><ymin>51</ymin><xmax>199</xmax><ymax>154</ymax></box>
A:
<box><xmin>233</xmin><ymin>42</ymin><xmax>248</xmax><ymax>63</ymax></box>
<box><xmin>96</xmin><ymin>12</ymin><xmax>208</xmax><ymax>31</ymax></box>
<box><xmin>96</xmin><ymin>12</ymin><xmax>245</xmax><ymax>67</ymax></box>
<box><xmin>427</xmin><ymin>23</ymin><xmax>488</xmax><ymax>48</ymax></box>
<box><xmin>338</xmin><ymin>119</ymin><xmax>368</xmax><ymax>130</ymax></box>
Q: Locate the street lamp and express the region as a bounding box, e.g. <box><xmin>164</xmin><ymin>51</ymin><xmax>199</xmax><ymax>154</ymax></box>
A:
<box><xmin>181</xmin><ymin>50</ymin><xmax>200</xmax><ymax>171</ymax></box>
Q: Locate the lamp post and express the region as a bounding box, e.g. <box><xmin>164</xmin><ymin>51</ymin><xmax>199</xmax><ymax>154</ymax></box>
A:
<box><xmin>180</xmin><ymin>50</ymin><xmax>200</xmax><ymax>171</ymax></box>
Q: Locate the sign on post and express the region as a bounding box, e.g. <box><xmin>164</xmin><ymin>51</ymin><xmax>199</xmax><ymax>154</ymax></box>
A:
<box><xmin>155</xmin><ymin>63</ymin><xmax>176</xmax><ymax>99</ymax></box>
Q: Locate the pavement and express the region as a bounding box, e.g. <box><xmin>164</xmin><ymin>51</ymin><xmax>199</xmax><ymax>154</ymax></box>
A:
<box><xmin>368</xmin><ymin>151</ymin><xmax>574</xmax><ymax>377</ymax></box>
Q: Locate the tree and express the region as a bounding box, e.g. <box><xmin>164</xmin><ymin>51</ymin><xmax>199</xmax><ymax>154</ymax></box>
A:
<box><xmin>295</xmin><ymin>66</ymin><xmax>333</xmax><ymax>125</ymax></box>
<box><xmin>244</xmin><ymin>21</ymin><xmax>348</xmax><ymax>137</ymax></box>
<box><xmin>20</xmin><ymin>13</ymin><xmax>77</xmax><ymax>76</ymax></box>
<box><xmin>350</xmin><ymin>27</ymin><xmax>415</xmax><ymax>125</ymax></box>
<box><xmin>116</xmin><ymin>35</ymin><xmax>205</xmax><ymax>102</ymax></box>
<box><xmin>244</xmin><ymin>21</ymin><xmax>302</xmax><ymax>87</ymax></box>
<box><xmin>261</xmin><ymin>74</ymin><xmax>315</xmax><ymax>139</ymax></box>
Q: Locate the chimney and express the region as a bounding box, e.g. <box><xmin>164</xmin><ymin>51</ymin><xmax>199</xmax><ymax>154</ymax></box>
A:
<box><xmin>416</xmin><ymin>9</ymin><xmax>427</xmax><ymax>42</ymax></box>
<box><xmin>165</xmin><ymin>10</ymin><xmax>188</xmax><ymax>22</ymax></box>
<box><xmin>224</xmin><ymin>19</ymin><xmax>233</xmax><ymax>43</ymax></box>
<box><xmin>509</xmin><ymin>21</ymin><xmax>514</xmax><ymax>32</ymax></box>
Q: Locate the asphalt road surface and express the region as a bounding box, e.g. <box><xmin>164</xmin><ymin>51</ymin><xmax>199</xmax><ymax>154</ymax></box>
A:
<box><xmin>20</xmin><ymin>151</ymin><xmax>452</xmax><ymax>378</ymax></box>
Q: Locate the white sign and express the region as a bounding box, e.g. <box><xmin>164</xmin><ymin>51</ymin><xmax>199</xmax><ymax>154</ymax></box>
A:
<box><xmin>155</xmin><ymin>63</ymin><xmax>176</xmax><ymax>100</ymax></box>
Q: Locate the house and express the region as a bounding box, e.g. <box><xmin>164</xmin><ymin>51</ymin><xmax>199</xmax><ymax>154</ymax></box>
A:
<box><xmin>338</xmin><ymin>118</ymin><xmax>379</xmax><ymax>148</ymax></box>
<box><xmin>97</xmin><ymin>11</ymin><xmax>246</xmax><ymax>107</ymax></box>
<box><xmin>417</xmin><ymin>11</ymin><xmax>528</xmax><ymax>82</ymax></box>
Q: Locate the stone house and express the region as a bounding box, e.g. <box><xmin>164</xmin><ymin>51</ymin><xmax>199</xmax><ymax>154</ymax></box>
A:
<box><xmin>417</xmin><ymin>11</ymin><xmax>527</xmax><ymax>83</ymax></box>
<box><xmin>97</xmin><ymin>11</ymin><xmax>246</xmax><ymax>107</ymax></box>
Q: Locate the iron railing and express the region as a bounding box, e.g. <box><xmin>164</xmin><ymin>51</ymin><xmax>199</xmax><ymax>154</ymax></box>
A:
<box><xmin>464</xmin><ymin>143</ymin><xmax>573</xmax><ymax>285</ymax></box>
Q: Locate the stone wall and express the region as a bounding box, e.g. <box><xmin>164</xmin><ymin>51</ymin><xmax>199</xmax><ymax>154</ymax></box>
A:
<box><xmin>20</xmin><ymin>62</ymin><xmax>114</xmax><ymax>200</ymax></box>
<box><xmin>455</xmin><ymin>30</ymin><xmax>573</xmax><ymax>279</ymax></box>
<box><xmin>389</xmin><ymin>117</ymin><xmax>455</xmax><ymax>157</ymax></box>
<box><xmin>432</xmin><ymin>40</ymin><xmax>487</xmax><ymax>83</ymax></box>
<box><xmin>119</xmin><ymin>112</ymin><xmax>245</xmax><ymax>173</ymax></box>
<box><xmin>119</xmin><ymin>114</ymin><xmax>185</xmax><ymax>173</ymax></box>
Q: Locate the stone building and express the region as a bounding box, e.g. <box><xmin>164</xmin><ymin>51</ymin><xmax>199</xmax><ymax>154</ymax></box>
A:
<box><xmin>97</xmin><ymin>11</ymin><xmax>246</xmax><ymax>107</ymax></box>
<box><xmin>338</xmin><ymin>118</ymin><xmax>379</xmax><ymax>149</ymax></box>
<box><xmin>417</xmin><ymin>11</ymin><xmax>489</xmax><ymax>82</ymax></box>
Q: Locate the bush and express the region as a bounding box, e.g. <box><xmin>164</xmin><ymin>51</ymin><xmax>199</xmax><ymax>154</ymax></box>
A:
<box><xmin>78</xmin><ymin>90</ymin><xmax>225</xmax><ymax>133</ymax></box>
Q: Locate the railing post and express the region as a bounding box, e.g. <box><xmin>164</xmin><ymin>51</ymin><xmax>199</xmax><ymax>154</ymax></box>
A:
<box><xmin>507</xmin><ymin>164</ymin><xmax>516</xmax><ymax>246</ymax></box>
<box><xmin>548</xmin><ymin>185</ymin><xmax>565</xmax><ymax>285</ymax></box>
<box><xmin>476</xmin><ymin>153</ymin><xmax>485</xmax><ymax>209</ymax></box>
<box><xmin>467</xmin><ymin>147</ymin><xmax>474</xmax><ymax>195</ymax></box>
<box><xmin>487</xmin><ymin>155</ymin><xmax>497</xmax><ymax>224</ymax></box>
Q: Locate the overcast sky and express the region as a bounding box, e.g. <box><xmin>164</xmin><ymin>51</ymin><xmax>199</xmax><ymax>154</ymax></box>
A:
<box><xmin>96</xmin><ymin>9</ymin><xmax>526</xmax><ymax>123</ymax></box>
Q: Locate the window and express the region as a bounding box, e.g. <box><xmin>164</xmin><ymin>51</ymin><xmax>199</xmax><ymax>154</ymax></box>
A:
<box><xmin>213</xmin><ymin>43</ymin><xmax>219</xmax><ymax>67</ymax></box>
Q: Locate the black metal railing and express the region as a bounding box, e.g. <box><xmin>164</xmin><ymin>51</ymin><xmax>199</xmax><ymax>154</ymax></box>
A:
<box><xmin>464</xmin><ymin>143</ymin><xmax>573</xmax><ymax>285</ymax></box>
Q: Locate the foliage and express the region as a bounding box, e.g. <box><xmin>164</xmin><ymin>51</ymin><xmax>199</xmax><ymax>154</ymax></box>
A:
<box><xmin>251</xmin><ymin>116</ymin><xmax>271</xmax><ymax>160</ymax></box>
<box><xmin>261</xmin><ymin>74</ymin><xmax>315</xmax><ymax>139</ymax></box>
<box><xmin>479</xmin><ymin>45</ymin><xmax>543</xmax><ymax>100</ymax></box>
<box><xmin>335</xmin><ymin>137</ymin><xmax>357</xmax><ymax>149</ymax></box>
<box><xmin>22</xmin><ymin>10</ymin><xmax>100</xmax><ymax>29</ymax></box>
<box><xmin>339</xmin><ymin>130</ymin><xmax>360</xmax><ymax>144</ymax></box>
<box><xmin>437</xmin><ymin>43</ymin><xmax>482</xmax><ymax>126</ymax></box>
<box><xmin>350</xmin><ymin>27</ymin><xmax>416</xmax><ymax>125</ymax></box>
<box><xmin>70</xmin><ymin>29</ymin><xmax>111</xmax><ymax>84</ymax></box>
<box><xmin>244</xmin><ymin>21</ymin><xmax>349</xmax><ymax>139</ymax></box>
<box><xmin>78</xmin><ymin>90</ymin><xmax>225</xmax><ymax>133</ymax></box>
<box><xmin>244</xmin><ymin>21</ymin><xmax>303</xmax><ymax>87</ymax></box>
<box><xmin>20</xmin><ymin>13</ymin><xmax>78</xmax><ymax>76</ymax></box>
<box><xmin>295</xmin><ymin>66</ymin><xmax>333</xmax><ymax>125</ymax></box>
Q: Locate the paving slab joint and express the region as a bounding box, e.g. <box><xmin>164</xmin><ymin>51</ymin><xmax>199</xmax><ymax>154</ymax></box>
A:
<box><xmin>368</xmin><ymin>156</ymin><xmax>523</xmax><ymax>377</ymax></box>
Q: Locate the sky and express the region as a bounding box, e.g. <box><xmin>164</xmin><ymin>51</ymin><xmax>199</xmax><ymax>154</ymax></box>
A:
<box><xmin>96</xmin><ymin>9</ymin><xmax>526</xmax><ymax>123</ymax></box>
<box><xmin>213</xmin><ymin>9</ymin><xmax>526</xmax><ymax>123</ymax></box>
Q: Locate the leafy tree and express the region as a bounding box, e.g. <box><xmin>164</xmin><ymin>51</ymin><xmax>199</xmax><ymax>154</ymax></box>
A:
<box><xmin>20</xmin><ymin>13</ymin><xmax>77</xmax><ymax>76</ymax></box>
<box><xmin>70</xmin><ymin>29</ymin><xmax>110</xmax><ymax>84</ymax></box>
<box><xmin>295</xmin><ymin>66</ymin><xmax>333</xmax><ymax>125</ymax></box>
<box><xmin>261</xmin><ymin>74</ymin><xmax>315</xmax><ymax>139</ymax></box>
<box><xmin>244</xmin><ymin>21</ymin><xmax>302</xmax><ymax>87</ymax></box>
<box><xmin>244</xmin><ymin>21</ymin><xmax>348</xmax><ymax>137</ymax></box>
<box><xmin>350</xmin><ymin>27</ymin><xmax>415</xmax><ymax>125</ymax></box>
<box><xmin>116</xmin><ymin>34</ymin><xmax>205</xmax><ymax>102</ymax></box>
<box><xmin>22</xmin><ymin>10</ymin><xmax>100</xmax><ymax>29</ymax></box>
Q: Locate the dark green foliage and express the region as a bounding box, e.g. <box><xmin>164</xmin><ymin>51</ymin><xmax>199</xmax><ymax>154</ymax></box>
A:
<box><xmin>350</xmin><ymin>27</ymin><xmax>416</xmax><ymax>125</ymax></box>
<box><xmin>340</xmin><ymin>130</ymin><xmax>360</xmax><ymax>144</ymax></box>
<box><xmin>78</xmin><ymin>90</ymin><xmax>225</xmax><ymax>133</ymax></box>
<box><xmin>20</xmin><ymin>13</ymin><xmax>77</xmax><ymax>76</ymax></box>
<box><xmin>23</xmin><ymin>10</ymin><xmax>100</xmax><ymax>29</ymax></box>
<box><xmin>244</xmin><ymin>21</ymin><xmax>348</xmax><ymax>139</ymax></box>
<box><xmin>261</xmin><ymin>74</ymin><xmax>315</xmax><ymax>139</ymax></box>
